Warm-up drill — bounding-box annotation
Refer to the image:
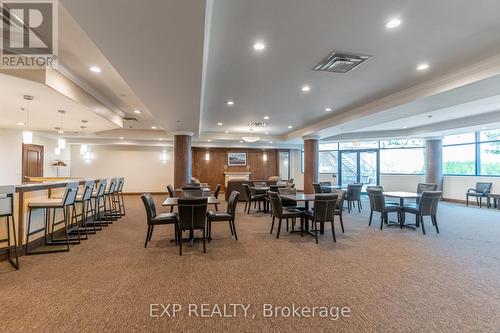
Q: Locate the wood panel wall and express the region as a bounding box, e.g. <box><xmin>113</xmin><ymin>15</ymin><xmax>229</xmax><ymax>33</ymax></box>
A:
<box><xmin>192</xmin><ymin>148</ymin><xmax>279</xmax><ymax>191</ymax></box>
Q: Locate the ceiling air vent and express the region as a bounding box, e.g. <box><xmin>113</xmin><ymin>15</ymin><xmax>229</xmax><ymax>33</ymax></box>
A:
<box><xmin>248</xmin><ymin>122</ymin><xmax>267</xmax><ymax>128</ymax></box>
<box><xmin>313</xmin><ymin>51</ymin><xmax>371</xmax><ymax>73</ymax></box>
<box><xmin>123</xmin><ymin>117</ymin><xmax>138</xmax><ymax>122</ymax></box>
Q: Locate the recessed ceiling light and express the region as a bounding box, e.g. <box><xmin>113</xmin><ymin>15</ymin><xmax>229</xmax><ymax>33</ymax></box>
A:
<box><xmin>225</xmin><ymin>130</ymin><xmax>229</xmax><ymax>134</ymax></box>
<box><xmin>385</xmin><ymin>18</ymin><xmax>402</xmax><ymax>29</ymax></box>
<box><xmin>253</xmin><ymin>41</ymin><xmax>266</xmax><ymax>51</ymax></box>
<box><xmin>288</xmin><ymin>125</ymin><xmax>293</xmax><ymax>129</ymax></box>
<box><xmin>217</xmin><ymin>122</ymin><xmax>223</xmax><ymax>126</ymax></box>
<box><xmin>151</xmin><ymin>126</ymin><xmax>157</xmax><ymax>129</ymax></box>
<box><xmin>301</xmin><ymin>85</ymin><xmax>311</xmax><ymax>92</ymax></box>
<box><xmin>417</xmin><ymin>63</ymin><xmax>429</xmax><ymax>71</ymax></box>
<box><xmin>208</xmin><ymin>139</ymin><xmax>212</xmax><ymax>142</ymax></box>
<box><xmin>119</xmin><ymin>137</ymin><xmax>124</xmax><ymax>140</ymax></box>
<box><xmin>265</xmin><ymin>131</ymin><xmax>269</xmax><ymax>135</ymax></box>
<box><xmin>17</xmin><ymin>121</ymin><xmax>25</xmax><ymax>126</ymax></box>
<box><xmin>239</xmin><ymin>140</ymin><xmax>243</xmax><ymax>143</ymax></box>
<box><xmin>226</xmin><ymin>100</ymin><xmax>234</xmax><ymax>106</ymax></box>
<box><xmin>403</xmin><ymin>126</ymin><xmax>408</xmax><ymax>129</ymax></box>
<box><xmin>134</xmin><ymin>110</ymin><xmax>141</xmax><ymax>114</ymax></box>
<box><xmin>264</xmin><ymin>116</ymin><xmax>270</xmax><ymax>120</ymax></box>
<box><xmin>269</xmin><ymin>141</ymin><xmax>273</xmax><ymax>144</ymax></box>
<box><xmin>325</xmin><ymin>107</ymin><xmax>333</xmax><ymax>112</ymax></box>
<box><xmin>89</xmin><ymin>66</ymin><xmax>101</xmax><ymax>73</ymax></box>
<box><xmin>158</xmin><ymin>138</ymin><xmax>163</xmax><ymax>141</ymax></box>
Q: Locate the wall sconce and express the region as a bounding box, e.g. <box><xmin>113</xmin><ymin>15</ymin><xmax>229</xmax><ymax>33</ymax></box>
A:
<box><xmin>80</xmin><ymin>144</ymin><xmax>88</xmax><ymax>155</ymax></box>
<box><xmin>22</xmin><ymin>131</ymin><xmax>33</xmax><ymax>144</ymax></box>
<box><xmin>58</xmin><ymin>138</ymin><xmax>66</xmax><ymax>149</ymax></box>
<box><xmin>84</xmin><ymin>151</ymin><xmax>93</xmax><ymax>162</ymax></box>
<box><xmin>160</xmin><ymin>150</ymin><xmax>168</xmax><ymax>163</ymax></box>
<box><xmin>204</xmin><ymin>151</ymin><xmax>210</xmax><ymax>161</ymax></box>
<box><xmin>262</xmin><ymin>152</ymin><xmax>268</xmax><ymax>162</ymax></box>
<box><xmin>54</xmin><ymin>147</ymin><xmax>61</xmax><ymax>156</ymax></box>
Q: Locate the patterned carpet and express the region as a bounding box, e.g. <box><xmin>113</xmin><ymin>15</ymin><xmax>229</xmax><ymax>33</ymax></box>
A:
<box><xmin>1</xmin><ymin>195</ymin><xmax>499</xmax><ymax>332</ymax></box>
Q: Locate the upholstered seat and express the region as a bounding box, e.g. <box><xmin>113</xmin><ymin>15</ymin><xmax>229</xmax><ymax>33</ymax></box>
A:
<box><xmin>207</xmin><ymin>211</ymin><xmax>232</xmax><ymax>221</ymax></box>
<box><xmin>152</xmin><ymin>212</ymin><xmax>178</xmax><ymax>223</ymax></box>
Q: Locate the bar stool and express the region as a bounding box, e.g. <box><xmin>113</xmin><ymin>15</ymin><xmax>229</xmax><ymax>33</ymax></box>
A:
<box><xmin>26</xmin><ymin>182</ymin><xmax>79</xmax><ymax>255</ymax></box>
<box><xmin>102</xmin><ymin>178</ymin><xmax>118</xmax><ymax>223</ymax></box>
<box><xmin>72</xmin><ymin>180</ymin><xmax>96</xmax><ymax>236</ymax></box>
<box><xmin>92</xmin><ymin>179</ymin><xmax>109</xmax><ymax>227</ymax></box>
<box><xmin>0</xmin><ymin>186</ymin><xmax>19</xmax><ymax>269</ymax></box>
<box><xmin>116</xmin><ymin>177</ymin><xmax>126</xmax><ymax>217</ymax></box>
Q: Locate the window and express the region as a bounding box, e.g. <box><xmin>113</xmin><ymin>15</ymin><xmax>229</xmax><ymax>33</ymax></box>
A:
<box><xmin>319</xmin><ymin>151</ymin><xmax>338</xmax><ymax>174</ymax></box>
<box><xmin>480</xmin><ymin>129</ymin><xmax>500</xmax><ymax>142</ymax></box>
<box><xmin>443</xmin><ymin>144</ymin><xmax>475</xmax><ymax>175</ymax></box>
<box><xmin>380</xmin><ymin>148</ymin><xmax>425</xmax><ymax>174</ymax></box>
<box><xmin>379</xmin><ymin>139</ymin><xmax>424</xmax><ymax>148</ymax></box>
<box><xmin>319</xmin><ymin>142</ymin><xmax>339</xmax><ymax>151</ymax></box>
<box><xmin>339</xmin><ymin>140</ymin><xmax>378</xmax><ymax>150</ymax></box>
<box><xmin>443</xmin><ymin>133</ymin><xmax>475</xmax><ymax>145</ymax></box>
<box><xmin>479</xmin><ymin>142</ymin><xmax>500</xmax><ymax>175</ymax></box>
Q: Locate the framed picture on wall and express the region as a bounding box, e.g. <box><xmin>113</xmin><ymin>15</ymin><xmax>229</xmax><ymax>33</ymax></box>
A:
<box><xmin>228</xmin><ymin>152</ymin><xmax>247</xmax><ymax>166</ymax></box>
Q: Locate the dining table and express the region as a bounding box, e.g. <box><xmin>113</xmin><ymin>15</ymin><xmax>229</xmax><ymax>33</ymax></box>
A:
<box><xmin>383</xmin><ymin>191</ymin><xmax>420</xmax><ymax>229</ymax></box>
<box><xmin>280</xmin><ymin>193</ymin><xmax>317</xmax><ymax>234</ymax></box>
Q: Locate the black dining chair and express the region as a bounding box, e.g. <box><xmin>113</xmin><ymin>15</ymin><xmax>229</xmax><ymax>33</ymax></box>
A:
<box><xmin>183</xmin><ymin>189</ymin><xmax>204</xmax><ymax>198</ymax></box>
<box><xmin>278</xmin><ymin>187</ymin><xmax>306</xmax><ymax>211</ymax></box>
<box><xmin>207</xmin><ymin>191</ymin><xmax>239</xmax><ymax>241</ymax></box>
<box><xmin>268</xmin><ymin>191</ymin><xmax>304</xmax><ymax>239</ymax></box>
<box><xmin>0</xmin><ymin>186</ymin><xmax>19</xmax><ymax>269</ymax></box>
<box><xmin>166</xmin><ymin>184</ymin><xmax>176</xmax><ymax>212</ymax></box>
<box><xmin>403</xmin><ymin>191</ymin><xmax>442</xmax><ymax>235</ymax></box>
<box><xmin>304</xmin><ymin>194</ymin><xmax>338</xmax><ymax>243</ymax></box>
<box><xmin>319</xmin><ymin>181</ymin><xmax>332</xmax><ymax>193</ymax></box>
<box><xmin>177</xmin><ymin>198</ymin><xmax>208</xmax><ymax>255</ymax></box>
<box><xmin>416</xmin><ymin>183</ymin><xmax>437</xmax><ymax>204</ymax></box>
<box><xmin>366</xmin><ymin>188</ymin><xmax>400</xmax><ymax>230</ymax></box>
<box><xmin>466</xmin><ymin>182</ymin><xmax>492</xmax><ymax>208</ymax></box>
<box><xmin>333</xmin><ymin>190</ymin><xmax>346</xmax><ymax>234</ymax></box>
<box><xmin>141</xmin><ymin>193</ymin><xmax>179</xmax><ymax>248</ymax></box>
<box><xmin>312</xmin><ymin>183</ymin><xmax>323</xmax><ymax>194</ymax></box>
<box><xmin>346</xmin><ymin>183</ymin><xmax>363</xmax><ymax>213</ymax></box>
<box><xmin>213</xmin><ymin>184</ymin><xmax>221</xmax><ymax>211</ymax></box>
<box><xmin>243</xmin><ymin>184</ymin><xmax>266</xmax><ymax>214</ymax></box>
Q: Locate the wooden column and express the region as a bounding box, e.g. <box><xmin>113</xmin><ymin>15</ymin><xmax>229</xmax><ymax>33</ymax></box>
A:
<box><xmin>173</xmin><ymin>132</ymin><xmax>193</xmax><ymax>189</ymax></box>
<box><xmin>425</xmin><ymin>138</ymin><xmax>443</xmax><ymax>190</ymax></box>
<box><xmin>303</xmin><ymin>136</ymin><xmax>319</xmax><ymax>194</ymax></box>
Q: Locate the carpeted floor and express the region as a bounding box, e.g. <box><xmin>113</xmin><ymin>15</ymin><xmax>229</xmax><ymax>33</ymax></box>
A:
<box><xmin>1</xmin><ymin>195</ymin><xmax>499</xmax><ymax>332</ymax></box>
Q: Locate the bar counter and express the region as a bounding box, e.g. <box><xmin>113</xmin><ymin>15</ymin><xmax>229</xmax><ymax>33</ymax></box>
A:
<box><xmin>1</xmin><ymin>178</ymin><xmax>99</xmax><ymax>253</ymax></box>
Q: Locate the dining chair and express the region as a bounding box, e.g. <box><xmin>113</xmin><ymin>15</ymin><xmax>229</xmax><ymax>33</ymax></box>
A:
<box><xmin>183</xmin><ymin>189</ymin><xmax>204</xmax><ymax>198</ymax></box>
<box><xmin>177</xmin><ymin>198</ymin><xmax>208</xmax><ymax>255</ymax></box>
<box><xmin>253</xmin><ymin>181</ymin><xmax>267</xmax><ymax>188</ymax></box>
<box><xmin>268</xmin><ymin>191</ymin><xmax>304</xmax><ymax>239</ymax></box>
<box><xmin>333</xmin><ymin>190</ymin><xmax>346</xmax><ymax>234</ymax></box>
<box><xmin>243</xmin><ymin>184</ymin><xmax>266</xmax><ymax>214</ymax></box>
<box><xmin>403</xmin><ymin>191</ymin><xmax>442</xmax><ymax>235</ymax></box>
<box><xmin>304</xmin><ymin>194</ymin><xmax>338</xmax><ymax>243</ymax></box>
<box><xmin>207</xmin><ymin>191</ymin><xmax>240</xmax><ymax>241</ymax></box>
<box><xmin>278</xmin><ymin>187</ymin><xmax>305</xmax><ymax>211</ymax></box>
<box><xmin>312</xmin><ymin>183</ymin><xmax>323</xmax><ymax>194</ymax></box>
<box><xmin>466</xmin><ymin>182</ymin><xmax>492</xmax><ymax>208</ymax></box>
<box><xmin>366</xmin><ymin>188</ymin><xmax>400</xmax><ymax>230</ymax></box>
<box><xmin>213</xmin><ymin>184</ymin><xmax>221</xmax><ymax>211</ymax></box>
<box><xmin>0</xmin><ymin>186</ymin><xmax>19</xmax><ymax>269</ymax></box>
<box><xmin>416</xmin><ymin>183</ymin><xmax>437</xmax><ymax>204</ymax></box>
<box><xmin>346</xmin><ymin>183</ymin><xmax>363</xmax><ymax>213</ymax></box>
<box><xmin>166</xmin><ymin>184</ymin><xmax>175</xmax><ymax>212</ymax></box>
<box><xmin>141</xmin><ymin>193</ymin><xmax>179</xmax><ymax>248</ymax></box>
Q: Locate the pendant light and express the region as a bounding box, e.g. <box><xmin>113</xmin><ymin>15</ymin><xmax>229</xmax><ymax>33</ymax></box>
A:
<box><xmin>57</xmin><ymin>110</ymin><xmax>66</xmax><ymax>149</ymax></box>
<box><xmin>22</xmin><ymin>95</ymin><xmax>33</xmax><ymax>144</ymax></box>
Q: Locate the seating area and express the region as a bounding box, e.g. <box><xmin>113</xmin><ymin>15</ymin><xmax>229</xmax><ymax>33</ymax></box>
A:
<box><xmin>2</xmin><ymin>1</ymin><xmax>500</xmax><ymax>332</ymax></box>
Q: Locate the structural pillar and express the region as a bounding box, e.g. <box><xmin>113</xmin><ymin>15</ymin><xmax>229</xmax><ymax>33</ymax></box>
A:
<box><xmin>425</xmin><ymin>138</ymin><xmax>443</xmax><ymax>190</ymax></box>
<box><xmin>303</xmin><ymin>135</ymin><xmax>320</xmax><ymax>194</ymax></box>
<box><xmin>173</xmin><ymin>132</ymin><xmax>193</xmax><ymax>189</ymax></box>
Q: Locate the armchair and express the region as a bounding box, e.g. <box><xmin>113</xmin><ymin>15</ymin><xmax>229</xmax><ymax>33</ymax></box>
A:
<box><xmin>466</xmin><ymin>182</ymin><xmax>492</xmax><ymax>208</ymax></box>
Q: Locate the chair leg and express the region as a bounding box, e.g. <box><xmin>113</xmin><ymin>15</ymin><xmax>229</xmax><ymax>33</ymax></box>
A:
<box><xmin>432</xmin><ymin>215</ymin><xmax>439</xmax><ymax>234</ymax></box>
<box><xmin>174</xmin><ymin>224</ymin><xmax>178</xmax><ymax>245</ymax></box>
<box><xmin>301</xmin><ymin>217</ymin><xmax>304</xmax><ymax>237</ymax></box>
<box><xmin>232</xmin><ymin>220</ymin><xmax>238</xmax><ymax>240</ymax></box>
<box><xmin>466</xmin><ymin>195</ymin><xmax>469</xmax><ymax>206</ymax></box>
<box><xmin>369</xmin><ymin>210</ymin><xmax>373</xmax><ymax>226</ymax></box>
<box><xmin>144</xmin><ymin>225</ymin><xmax>151</xmax><ymax>248</ymax></box>
<box><xmin>339</xmin><ymin>215</ymin><xmax>344</xmax><ymax>233</ymax></box>
<box><xmin>420</xmin><ymin>216</ymin><xmax>426</xmax><ymax>235</ymax></box>
<box><xmin>331</xmin><ymin>220</ymin><xmax>336</xmax><ymax>243</ymax></box>
<box><xmin>179</xmin><ymin>225</ymin><xmax>183</xmax><ymax>256</ymax></box>
<box><xmin>148</xmin><ymin>225</ymin><xmax>154</xmax><ymax>241</ymax></box>
<box><xmin>202</xmin><ymin>228</ymin><xmax>206</xmax><ymax>253</ymax></box>
<box><xmin>380</xmin><ymin>212</ymin><xmax>384</xmax><ymax>230</ymax></box>
<box><xmin>276</xmin><ymin>218</ymin><xmax>282</xmax><ymax>239</ymax></box>
<box><xmin>315</xmin><ymin>221</ymin><xmax>318</xmax><ymax>244</ymax></box>
<box><xmin>215</xmin><ymin>204</ymin><xmax>218</xmax><ymax>211</ymax></box>
<box><xmin>286</xmin><ymin>218</ymin><xmax>289</xmax><ymax>232</ymax></box>
<box><xmin>270</xmin><ymin>216</ymin><xmax>275</xmax><ymax>234</ymax></box>
<box><xmin>358</xmin><ymin>200</ymin><xmax>362</xmax><ymax>212</ymax></box>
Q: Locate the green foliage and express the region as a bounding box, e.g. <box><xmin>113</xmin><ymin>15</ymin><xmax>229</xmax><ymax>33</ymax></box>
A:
<box><xmin>443</xmin><ymin>161</ymin><xmax>475</xmax><ymax>175</ymax></box>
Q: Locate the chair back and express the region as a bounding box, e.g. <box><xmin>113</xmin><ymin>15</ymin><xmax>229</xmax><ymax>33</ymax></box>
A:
<box><xmin>334</xmin><ymin>190</ymin><xmax>346</xmax><ymax>211</ymax></box>
<box><xmin>96</xmin><ymin>179</ymin><xmax>107</xmax><ymax>198</ymax></box>
<box><xmin>140</xmin><ymin>193</ymin><xmax>157</xmax><ymax>222</ymax></box>
<box><xmin>278</xmin><ymin>187</ymin><xmax>296</xmax><ymax>195</ymax></box>
<box><xmin>227</xmin><ymin>191</ymin><xmax>240</xmax><ymax>217</ymax></box>
<box><xmin>178</xmin><ymin>198</ymin><xmax>208</xmax><ymax>230</ymax></box>
<box><xmin>287</xmin><ymin>178</ymin><xmax>294</xmax><ymax>185</ymax></box>
<box><xmin>117</xmin><ymin>177</ymin><xmax>125</xmax><ymax>192</ymax></box>
<box><xmin>62</xmin><ymin>182</ymin><xmax>79</xmax><ymax>206</ymax></box>
<box><xmin>347</xmin><ymin>183</ymin><xmax>363</xmax><ymax>200</ymax></box>
<box><xmin>312</xmin><ymin>183</ymin><xmax>323</xmax><ymax>194</ymax></box>
<box><xmin>253</xmin><ymin>181</ymin><xmax>267</xmax><ymax>188</ymax></box>
<box><xmin>417</xmin><ymin>183</ymin><xmax>437</xmax><ymax>193</ymax></box>
<box><xmin>366</xmin><ymin>188</ymin><xmax>385</xmax><ymax>212</ymax></box>
<box><xmin>0</xmin><ymin>185</ymin><xmax>15</xmax><ymax>216</ymax></box>
<box><xmin>183</xmin><ymin>189</ymin><xmax>204</xmax><ymax>198</ymax></box>
<box><xmin>366</xmin><ymin>185</ymin><xmax>384</xmax><ymax>191</ymax></box>
<box><xmin>82</xmin><ymin>180</ymin><xmax>95</xmax><ymax>201</ymax></box>
<box><xmin>320</xmin><ymin>181</ymin><xmax>332</xmax><ymax>193</ymax></box>
<box><xmin>475</xmin><ymin>182</ymin><xmax>492</xmax><ymax>193</ymax></box>
<box><xmin>167</xmin><ymin>184</ymin><xmax>175</xmax><ymax>198</ymax></box>
<box><xmin>418</xmin><ymin>191</ymin><xmax>442</xmax><ymax>216</ymax></box>
<box><xmin>214</xmin><ymin>184</ymin><xmax>221</xmax><ymax>198</ymax></box>
<box><xmin>267</xmin><ymin>191</ymin><xmax>283</xmax><ymax>218</ymax></box>
<box><xmin>107</xmin><ymin>178</ymin><xmax>117</xmax><ymax>194</ymax></box>
<box><xmin>312</xmin><ymin>194</ymin><xmax>338</xmax><ymax>222</ymax></box>
<box><xmin>242</xmin><ymin>184</ymin><xmax>252</xmax><ymax>200</ymax></box>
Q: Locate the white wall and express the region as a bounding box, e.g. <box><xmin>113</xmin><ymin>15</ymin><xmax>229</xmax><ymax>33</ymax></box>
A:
<box><xmin>380</xmin><ymin>174</ymin><xmax>426</xmax><ymax>192</ymax></box>
<box><xmin>34</xmin><ymin>134</ymin><xmax>72</xmax><ymax>178</ymax></box>
<box><xmin>70</xmin><ymin>144</ymin><xmax>174</xmax><ymax>192</ymax></box>
<box><xmin>0</xmin><ymin>129</ymin><xmax>23</xmax><ymax>185</ymax></box>
<box><xmin>443</xmin><ymin>176</ymin><xmax>500</xmax><ymax>200</ymax></box>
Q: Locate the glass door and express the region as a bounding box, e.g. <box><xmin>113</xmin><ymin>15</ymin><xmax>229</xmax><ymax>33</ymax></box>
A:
<box><xmin>339</xmin><ymin>150</ymin><xmax>379</xmax><ymax>190</ymax></box>
<box><xmin>278</xmin><ymin>151</ymin><xmax>290</xmax><ymax>181</ymax></box>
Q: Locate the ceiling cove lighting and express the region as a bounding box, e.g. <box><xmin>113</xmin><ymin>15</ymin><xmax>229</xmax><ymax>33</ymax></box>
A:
<box><xmin>417</xmin><ymin>63</ymin><xmax>429</xmax><ymax>71</ymax></box>
<box><xmin>385</xmin><ymin>18</ymin><xmax>402</xmax><ymax>29</ymax></box>
<box><xmin>301</xmin><ymin>85</ymin><xmax>311</xmax><ymax>92</ymax></box>
<box><xmin>253</xmin><ymin>41</ymin><xmax>266</xmax><ymax>51</ymax></box>
<box><xmin>242</xmin><ymin>136</ymin><xmax>260</xmax><ymax>143</ymax></box>
<box><xmin>89</xmin><ymin>66</ymin><xmax>101</xmax><ymax>73</ymax></box>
